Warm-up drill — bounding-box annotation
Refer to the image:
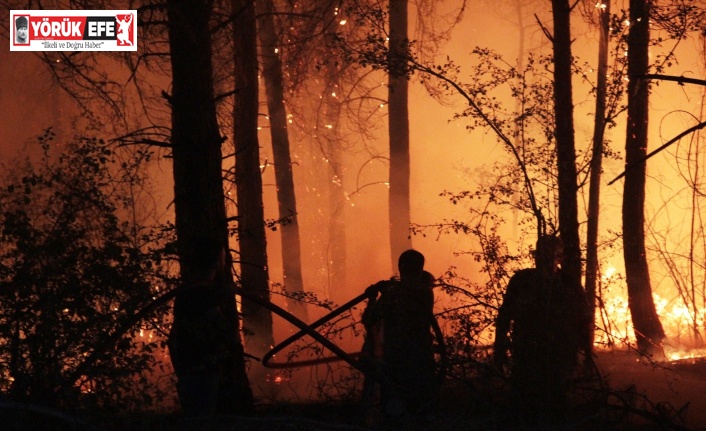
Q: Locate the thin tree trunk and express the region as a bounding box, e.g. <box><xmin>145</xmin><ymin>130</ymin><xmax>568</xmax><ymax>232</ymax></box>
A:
<box><xmin>233</xmin><ymin>0</ymin><xmax>275</xmax><ymax>357</ymax></box>
<box><xmin>511</xmin><ymin>0</ymin><xmax>525</xmax><ymax>240</ymax></box>
<box><xmin>257</xmin><ymin>0</ymin><xmax>308</xmax><ymax>322</ymax></box>
<box><xmin>688</xmin><ymin>145</ymin><xmax>703</xmax><ymax>344</ymax></box>
<box><xmin>324</xmin><ymin>29</ymin><xmax>348</xmax><ymax>301</ymax></box>
<box><xmin>167</xmin><ymin>0</ymin><xmax>253</xmax><ymax>413</ymax></box>
<box><xmin>551</xmin><ymin>0</ymin><xmax>582</xmax><ymax>288</ymax></box>
<box><xmin>623</xmin><ymin>0</ymin><xmax>665</xmax><ymax>357</ymax></box>
<box><xmin>388</xmin><ymin>0</ymin><xmax>412</xmax><ymax>270</ymax></box>
<box><xmin>585</xmin><ymin>0</ymin><xmax>611</xmax><ymax>362</ymax></box>
<box><xmin>326</xmin><ymin>147</ymin><xmax>348</xmax><ymax>297</ymax></box>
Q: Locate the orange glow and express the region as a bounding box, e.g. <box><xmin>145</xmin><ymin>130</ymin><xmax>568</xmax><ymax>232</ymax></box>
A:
<box><xmin>265</xmin><ymin>373</ymin><xmax>290</xmax><ymax>385</ymax></box>
<box><xmin>597</xmin><ymin>264</ymin><xmax>706</xmax><ymax>361</ymax></box>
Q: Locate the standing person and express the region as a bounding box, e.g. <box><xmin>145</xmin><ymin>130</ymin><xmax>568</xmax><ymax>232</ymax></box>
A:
<box><xmin>15</xmin><ymin>16</ymin><xmax>28</xmax><ymax>44</ymax></box>
<box><xmin>168</xmin><ymin>237</ymin><xmax>248</xmax><ymax>417</ymax></box>
<box><xmin>361</xmin><ymin>249</ymin><xmax>437</xmax><ymax>423</ymax></box>
<box><xmin>493</xmin><ymin>235</ymin><xmax>586</xmax><ymax>423</ymax></box>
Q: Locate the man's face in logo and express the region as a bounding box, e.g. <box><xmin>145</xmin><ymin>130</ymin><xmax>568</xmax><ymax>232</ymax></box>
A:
<box><xmin>16</xmin><ymin>23</ymin><xmax>28</xmax><ymax>41</ymax></box>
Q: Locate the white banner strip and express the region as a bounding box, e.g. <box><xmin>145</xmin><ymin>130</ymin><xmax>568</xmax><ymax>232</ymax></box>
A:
<box><xmin>10</xmin><ymin>10</ymin><xmax>137</xmax><ymax>52</ymax></box>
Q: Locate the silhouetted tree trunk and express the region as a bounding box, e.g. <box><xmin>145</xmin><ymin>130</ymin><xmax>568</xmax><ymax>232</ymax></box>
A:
<box><xmin>257</xmin><ymin>0</ymin><xmax>308</xmax><ymax>322</ymax></box>
<box><xmin>585</xmin><ymin>0</ymin><xmax>611</xmax><ymax>360</ymax></box>
<box><xmin>233</xmin><ymin>0</ymin><xmax>275</xmax><ymax>356</ymax></box>
<box><xmin>326</xmin><ymin>146</ymin><xmax>348</xmax><ymax>298</ymax></box>
<box><xmin>323</xmin><ymin>28</ymin><xmax>348</xmax><ymax>301</ymax></box>
<box><xmin>623</xmin><ymin>0</ymin><xmax>665</xmax><ymax>357</ymax></box>
<box><xmin>551</xmin><ymin>0</ymin><xmax>582</xmax><ymax>289</ymax></box>
<box><xmin>167</xmin><ymin>0</ymin><xmax>253</xmax><ymax>414</ymax></box>
<box><xmin>388</xmin><ymin>0</ymin><xmax>412</xmax><ymax>269</ymax></box>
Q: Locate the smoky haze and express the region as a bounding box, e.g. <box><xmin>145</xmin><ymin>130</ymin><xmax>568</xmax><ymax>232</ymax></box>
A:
<box><xmin>1</xmin><ymin>0</ymin><xmax>704</xmax><ymax>351</ymax></box>
<box><xmin>3</xmin><ymin>0</ymin><xmax>706</xmax><ymax>424</ymax></box>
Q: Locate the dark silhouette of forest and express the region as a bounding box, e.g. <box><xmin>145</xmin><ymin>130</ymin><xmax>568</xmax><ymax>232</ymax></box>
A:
<box><xmin>1</xmin><ymin>0</ymin><xmax>706</xmax><ymax>430</ymax></box>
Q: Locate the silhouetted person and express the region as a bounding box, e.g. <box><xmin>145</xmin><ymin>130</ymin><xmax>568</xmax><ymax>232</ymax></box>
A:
<box><xmin>168</xmin><ymin>237</ymin><xmax>249</xmax><ymax>417</ymax></box>
<box><xmin>361</xmin><ymin>249</ymin><xmax>437</xmax><ymax>423</ymax></box>
<box><xmin>493</xmin><ymin>235</ymin><xmax>586</xmax><ymax>423</ymax></box>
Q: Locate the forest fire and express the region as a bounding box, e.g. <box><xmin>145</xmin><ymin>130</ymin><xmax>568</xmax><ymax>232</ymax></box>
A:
<box><xmin>266</xmin><ymin>373</ymin><xmax>290</xmax><ymax>385</ymax></box>
<box><xmin>2</xmin><ymin>0</ymin><xmax>706</xmax><ymax>428</ymax></box>
<box><xmin>596</xmin><ymin>265</ymin><xmax>706</xmax><ymax>362</ymax></box>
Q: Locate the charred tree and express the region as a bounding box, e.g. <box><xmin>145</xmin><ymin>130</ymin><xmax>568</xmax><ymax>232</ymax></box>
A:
<box><xmin>256</xmin><ymin>0</ymin><xmax>308</xmax><ymax>322</ymax></box>
<box><xmin>388</xmin><ymin>0</ymin><xmax>413</xmax><ymax>269</ymax></box>
<box><xmin>551</xmin><ymin>0</ymin><xmax>582</xmax><ymax>290</ymax></box>
<box><xmin>550</xmin><ymin>0</ymin><xmax>592</xmax><ymax>371</ymax></box>
<box><xmin>232</xmin><ymin>0</ymin><xmax>275</xmax><ymax>356</ymax></box>
<box><xmin>623</xmin><ymin>0</ymin><xmax>665</xmax><ymax>357</ymax></box>
<box><xmin>167</xmin><ymin>0</ymin><xmax>253</xmax><ymax>413</ymax></box>
<box><xmin>585</xmin><ymin>0</ymin><xmax>611</xmax><ymax>359</ymax></box>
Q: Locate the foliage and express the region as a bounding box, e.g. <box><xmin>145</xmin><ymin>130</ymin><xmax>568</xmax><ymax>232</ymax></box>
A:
<box><xmin>339</xmin><ymin>0</ymin><xmax>705</xmax><ymax>355</ymax></box>
<box><xmin>0</xmin><ymin>130</ymin><xmax>175</xmax><ymax>412</ymax></box>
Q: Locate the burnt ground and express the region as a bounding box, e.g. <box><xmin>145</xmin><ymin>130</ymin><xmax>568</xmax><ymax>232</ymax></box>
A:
<box><xmin>4</xmin><ymin>349</ymin><xmax>706</xmax><ymax>431</ymax></box>
<box><xmin>592</xmin><ymin>350</ymin><xmax>706</xmax><ymax>430</ymax></box>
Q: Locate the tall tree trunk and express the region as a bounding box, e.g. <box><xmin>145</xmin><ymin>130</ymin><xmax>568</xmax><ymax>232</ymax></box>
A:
<box><xmin>388</xmin><ymin>0</ymin><xmax>412</xmax><ymax>270</ymax></box>
<box><xmin>233</xmin><ymin>0</ymin><xmax>275</xmax><ymax>357</ymax></box>
<box><xmin>256</xmin><ymin>0</ymin><xmax>308</xmax><ymax>322</ymax></box>
<box><xmin>511</xmin><ymin>0</ymin><xmax>525</xmax><ymax>240</ymax></box>
<box><xmin>326</xmin><ymin>138</ymin><xmax>348</xmax><ymax>300</ymax></box>
<box><xmin>324</xmin><ymin>29</ymin><xmax>348</xmax><ymax>301</ymax></box>
<box><xmin>623</xmin><ymin>0</ymin><xmax>665</xmax><ymax>357</ymax></box>
<box><xmin>167</xmin><ymin>0</ymin><xmax>253</xmax><ymax>414</ymax></box>
<box><xmin>551</xmin><ymin>0</ymin><xmax>582</xmax><ymax>289</ymax></box>
<box><xmin>585</xmin><ymin>0</ymin><xmax>611</xmax><ymax>361</ymax></box>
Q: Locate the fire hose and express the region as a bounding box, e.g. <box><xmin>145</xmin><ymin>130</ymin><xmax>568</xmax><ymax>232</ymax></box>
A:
<box><xmin>238</xmin><ymin>288</ymin><xmax>370</xmax><ymax>373</ymax></box>
<box><xmin>235</xmin><ymin>286</ymin><xmax>447</xmax><ymax>385</ymax></box>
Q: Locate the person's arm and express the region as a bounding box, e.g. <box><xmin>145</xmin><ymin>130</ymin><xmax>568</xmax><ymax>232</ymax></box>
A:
<box><xmin>361</xmin><ymin>280</ymin><xmax>388</xmax><ymax>328</ymax></box>
<box><xmin>493</xmin><ymin>273</ymin><xmax>522</xmax><ymax>369</ymax></box>
<box><xmin>422</xmin><ymin>270</ymin><xmax>435</xmax><ymax>312</ymax></box>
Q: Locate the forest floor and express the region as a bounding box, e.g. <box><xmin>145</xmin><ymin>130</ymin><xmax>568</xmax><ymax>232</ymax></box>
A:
<box><xmin>149</xmin><ymin>350</ymin><xmax>706</xmax><ymax>430</ymax></box>
<box><xmin>592</xmin><ymin>349</ymin><xmax>706</xmax><ymax>430</ymax></box>
<box><xmin>5</xmin><ymin>349</ymin><xmax>706</xmax><ymax>431</ymax></box>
